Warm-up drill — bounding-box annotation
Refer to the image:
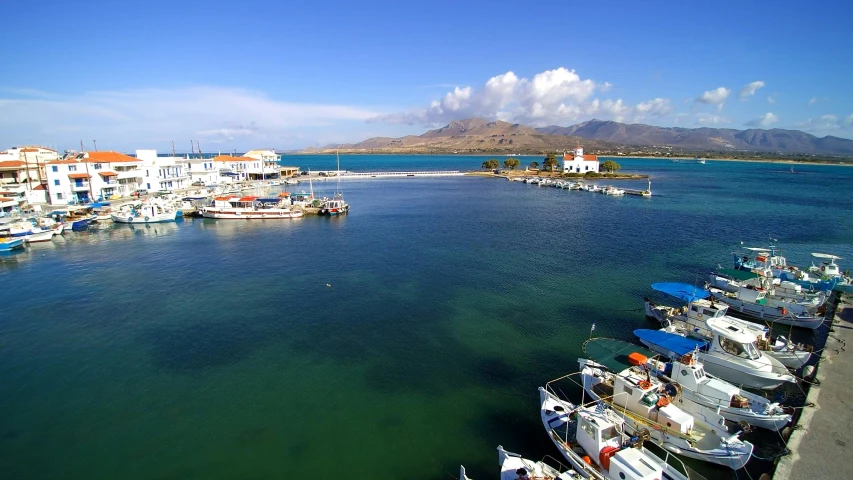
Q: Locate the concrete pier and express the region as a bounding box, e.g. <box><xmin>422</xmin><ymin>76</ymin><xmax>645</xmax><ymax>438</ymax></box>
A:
<box><xmin>773</xmin><ymin>294</ymin><xmax>852</xmax><ymax>480</ymax></box>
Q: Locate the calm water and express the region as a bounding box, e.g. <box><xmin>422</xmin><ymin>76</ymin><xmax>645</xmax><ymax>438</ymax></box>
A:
<box><xmin>2</xmin><ymin>157</ymin><xmax>852</xmax><ymax>479</ymax></box>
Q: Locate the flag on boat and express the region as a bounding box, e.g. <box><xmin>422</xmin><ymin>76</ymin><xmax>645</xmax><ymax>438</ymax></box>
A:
<box><xmin>595</xmin><ymin>402</ymin><xmax>607</xmax><ymax>414</ymax></box>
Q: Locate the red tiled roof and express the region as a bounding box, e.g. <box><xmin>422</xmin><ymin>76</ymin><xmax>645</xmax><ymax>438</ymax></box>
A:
<box><xmin>583</xmin><ymin>155</ymin><xmax>598</xmax><ymax>161</ymax></box>
<box><xmin>0</xmin><ymin>160</ymin><xmax>27</xmax><ymax>167</ymax></box>
<box><xmin>0</xmin><ymin>197</ymin><xmax>15</xmax><ymax>202</ymax></box>
<box><xmin>68</xmin><ymin>173</ymin><xmax>91</xmax><ymax>179</ymax></box>
<box><xmin>213</xmin><ymin>155</ymin><xmax>255</xmax><ymax>163</ymax></box>
<box><xmin>98</xmin><ymin>171</ymin><xmax>118</xmax><ymax>177</ymax></box>
<box><xmin>34</xmin><ymin>184</ymin><xmax>46</xmax><ymax>190</ymax></box>
<box><xmin>85</xmin><ymin>151</ymin><xmax>139</xmax><ymax>163</ymax></box>
<box><xmin>19</xmin><ymin>146</ymin><xmax>57</xmax><ymax>152</ymax></box>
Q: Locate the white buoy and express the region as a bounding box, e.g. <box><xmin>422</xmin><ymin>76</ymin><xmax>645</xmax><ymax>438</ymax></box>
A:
<box><xmin>326</xmin><ymin>283</ymin><xmax>331</xmax><ymax>287</ymax></box>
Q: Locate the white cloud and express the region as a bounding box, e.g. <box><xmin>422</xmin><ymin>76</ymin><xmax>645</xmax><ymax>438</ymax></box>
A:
<box><xmin>0</xmin><ymin>86</ymin><xmax>380</xmax><ymax>150</ymax></box>
<box><xmin>794</xmin><ymin>114</ymin><xmax>853</xmax><ymax>133</ymax></box>
<box><xmin>370</xmin><ymin>67</ymin><xmax>672</xmax><ymax>127</ymax></box>
<box><xmin>808</xmin><ymin>96</ymin><xmax>828</xmax><ymax>106</ymax></box>
<box><xmin>695</xmin><ymin>114</ymin><xmax>731</xmax><ymax>125</ymax></box>
<box><xmin>738</xmin><ymin>81</ymin><xmax>765</xmax><ymax>101</ymax></box>
<box><xmin>767</xmin><ymin>95</ymin><xmax>776</xmax><ymax>104</ymax></box>
<box><xmin>695</xmin><ymin>87</ymin><xmax>732</xmax><ymax>111</ymax></box>
<box><xmin>745</xmin><ymin>112</ymin><xmax>779</xmax><ymax>128</ymax></box>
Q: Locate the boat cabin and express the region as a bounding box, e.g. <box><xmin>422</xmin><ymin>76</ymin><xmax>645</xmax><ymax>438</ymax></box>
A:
<box><xmin>706</xmin><ymin>318</ymin><xmax>763</xmax><ymax>361</ymax></box>
<box><xmin>610</xmin><ymin>372</ymin><xmax>694</xmax><ymax>434</ymax></box>
<box><xmin>667</xmin><ymin>355</ymin><xmax>740</xmax><ymax>403</ymax></box>
<box><xmin>574</xmin><ymin>410</ymin><xmax>662</xmax><ymax>480</ymax></box>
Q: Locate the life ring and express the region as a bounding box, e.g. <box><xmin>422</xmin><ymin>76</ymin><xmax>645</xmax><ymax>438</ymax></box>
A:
<box><xmin>638</xmin><ymin>380</ymin><xmax>651</xmax><ymax>390</ymax></box>
<box><xmin>279</xmin><ymin>212</ymin><xmax>284</xmax><ymax>217</ymax></box>
<box><xmin>821</xmin><ymin>265</ymin><xmax>825</xmax><ymax>272</ymax></box>
<box><xmin>697</xmin><ymin>313</ymin><xmax>703</xmax><ymax>320</ymax></box>
<box><xmin>144</xmin><ymin>216</ymin><xmax>150</xmax><ymax>222</ymax></box>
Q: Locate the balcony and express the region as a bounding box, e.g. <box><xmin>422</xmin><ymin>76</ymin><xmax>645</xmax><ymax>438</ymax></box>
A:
<box><xmin>70</xmin><ymin>182</ymin><xmax>90</xmax><ymax>191</ymax></box>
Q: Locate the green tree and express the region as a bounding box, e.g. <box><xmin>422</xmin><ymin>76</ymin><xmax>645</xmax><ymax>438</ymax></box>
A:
<box><xmin>601</xmin><ymin>160</ymin><xmax>621</xmax><ymax>173</ymax></box>
<box><xmin>543</xmin><ymin>153</ymin><xmax>560</xmax><ymax>172</ymax></box>
<box><xmin>481</xmin><ymin>159</ymin><xmax>500</xmax><ymax>170</ymax></box>
<box><xmin>503</xmin><ymin>158</ymin><xmax>520</xmax><ymax>170</ymax></box>
<box><xmin>529</xmin><ymin>161</ymin><xmax>539</xmax><ymax>169</ymax></box>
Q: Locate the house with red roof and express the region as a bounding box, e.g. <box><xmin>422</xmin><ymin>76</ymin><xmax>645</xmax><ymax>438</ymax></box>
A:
<box><xmin>562</xmin><ymin>146</ymin><xmax>600</xmax><ymax>174</ymax></box>
<box><xmin>45</xmin><ymin>151</ymin><xmax>144</xmax><ymax>204</ymax></box>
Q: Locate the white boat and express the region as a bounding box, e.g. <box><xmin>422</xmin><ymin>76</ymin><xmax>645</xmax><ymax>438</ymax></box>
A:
<box><xmin>111</xmin><ymin>201</ymin><xmax>177</xmax><ymax>224</ymax></box>
<box><xmin>706</xmin><ymin>284</ymin><xmax>825</xmax><ymax>330</ymax></box>
<box><xmin>644</xmin><ymin>283</ymin><xmax>812</xmax><ymax>369</ymax></box>
<box><xmin>24</xmin><ymin>228</ymin><xmax>55</xmax><ymax>243</ymax></box>
<box><xmin>283</xmin><ymin>178</ymin><xmax>299</xmax><ymax>185</ymax></box>
<box><xmin>460</xmin><ymin>446</ymin><xmax>582</xmax><ymax>480</ymax></box>
<box><xmin>808</xmin><ymin>252</ymin><xmax>849</xmax><ymax>282</ymax></box>
<box><xmin>634</xmin><ymin>321</ymin><xmax>796</xmax><ymax>390</ymax></box>
<box><xmin>709</xmin><ymin>268</ymin><xmax>827</xmax><ymax>307</ymax></box>
<box><xmin>201</xmin><ymin>195</ymin><xmax>303</xmax><ymax>219</ymax></box>
<box><xmin>1</xmin><ymin>221</ymin><xmax>56</xmax><ymax>243</ymax></box>
<box><xmin>539</xmin><ymin>386</ymin><xmax>691</xmax><ymax>480</ymax></box>
<box><xmin>578</xmin><ymin>359</ymin><xmax>753</xmax><ymax>469</ymax></box>
<box><xmin>320</xmin><ymin>152</ymin><xmax>349</xmax><ymax>216</ymax></box>
<box><xmin>582</xmin><ymin>338</ymin><xmax>792</xmax><ymax>432</ymax></box>
<box><xmin>603</xmin><ymin>186</ymin><xmax>625</xmax><ymax>196</ymax></box>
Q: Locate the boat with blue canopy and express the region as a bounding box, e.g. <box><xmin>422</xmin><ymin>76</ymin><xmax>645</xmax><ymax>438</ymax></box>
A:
<box><xmin>635</xmin><ymin>320</ymin><xmax>795</xmax><ymax>390</ymax></box>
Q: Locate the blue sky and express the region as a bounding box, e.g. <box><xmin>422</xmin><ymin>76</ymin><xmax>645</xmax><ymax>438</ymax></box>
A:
<box><xmin>1</xmin><ymin>0</ymin><xmax>851</xmax><ymax>151</ymax></box>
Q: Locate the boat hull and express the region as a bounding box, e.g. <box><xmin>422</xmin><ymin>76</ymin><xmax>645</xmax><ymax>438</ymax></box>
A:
<box><xmin>24</xmin><ymin>230</ymin><xmax>55</xmax><ymax>243</ymax></box>
<box><xmin>200</xmin><ymin>208</ymin><xmax>303</xmax><ymax>219</ymax></box>
<box><xmin>709</xmin><ymin>291</ymin><xmax>825</xmax><ymax>329</ymax></box>
<box><xmin>0</xmin><ymin>238</ymin><xmax>25</xmax><ymax>251</ymax></box>
<box><xmin>110</xmin><ymin>214</ymin><xmax>177</xmax><ymax>224</ymax></box>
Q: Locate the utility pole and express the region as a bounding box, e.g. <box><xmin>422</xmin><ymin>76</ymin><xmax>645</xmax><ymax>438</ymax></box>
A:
<box><xmin>80</xmin><ymin>140</ymin><xmax>85</xmax><ymax>152</ymax></box>
<box><xmin>191</xmin><ymin>141</ymin><xmax>196</xmax><ymax>158</ymax></box>
<box><xmin>23</xmin><ymin>151</ymin><xmax>32</xmax><ymax>191</ymax></box>
<box><xmin>93</xmin><ymin>140</ymin><xmax>98</xmax><ymax>152</ymax></box>
<box><xmin>171</xmin><ymin>140</ymin><xmax>176</xmax><ymax>157</ymax></box>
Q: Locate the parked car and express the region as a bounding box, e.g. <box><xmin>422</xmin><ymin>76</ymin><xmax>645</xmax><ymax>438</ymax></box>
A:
<box><xmin>132</xmin><ymin>189</ymin><xmax>149</xmax><ymax>197</ymax></box>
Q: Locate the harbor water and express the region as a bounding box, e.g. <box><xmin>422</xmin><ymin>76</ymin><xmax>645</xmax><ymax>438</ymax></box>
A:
<box><xmin>1</xmin><ymin>157</ymin><xmax>852</xmax><ymax>479</ymax></box>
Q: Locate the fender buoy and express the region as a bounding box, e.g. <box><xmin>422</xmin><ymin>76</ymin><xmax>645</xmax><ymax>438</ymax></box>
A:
<box><xmin>821</xmin><ymin>265</ymin><xmax>825</xmax><ymax>272</ymax></box>
<box><xmin>127</xmin><ymin>217</ymin><xmax>133</xmax><ymax>222</ymax></box>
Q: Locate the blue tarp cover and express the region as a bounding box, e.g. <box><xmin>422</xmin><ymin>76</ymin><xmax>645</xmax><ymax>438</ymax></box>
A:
<box><xmin>634</xmin><ymin>329</ymin><xmax>708</xmax><ymax>356</ymax></box>
<box><xmin>651</xmin><ymin>282</ymin><xmax>710</xmax><ymax>303</ymax></box>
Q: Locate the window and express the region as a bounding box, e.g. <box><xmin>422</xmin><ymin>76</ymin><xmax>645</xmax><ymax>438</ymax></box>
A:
<box><xmin>719</xmin><ymin>337</ymin><xmax>759</xmax><ymax>360</ymax></box>
<box><xmin>93</xmin><ymin>163</ymin><xmax>102</xmax><ymax>170</ymax></box>
<box><xmin>68</xmin><ymin>165</ymin><xmax>77</xmax><ymax>172</ymax></box>
<box><xmin>54</xmin><ymin>180</ymin><xmax>60</xmax><ymax>186</ymax></box>
<box><xmin>51</xmin><ymin>166</ymin><xmax>58</xmax><ymax>172</ymax></box>
<box><xmin>56</xmin><ymin>193</ymin><xmax>64</xmax><ymax>199</ymax></box>
<box><xmin>579</xmin><ymin>419</ymin><xmax>596</xmax><ymax>439</ymax></box>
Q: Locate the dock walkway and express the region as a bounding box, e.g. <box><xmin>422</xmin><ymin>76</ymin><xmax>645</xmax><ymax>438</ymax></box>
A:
<box><xmin>773</xmin><ymin>295</ymin><xmax>853</xmax><ymax>480</ymax></box>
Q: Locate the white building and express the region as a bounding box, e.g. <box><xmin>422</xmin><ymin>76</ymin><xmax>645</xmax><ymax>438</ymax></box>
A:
<box><xmin>135</xmin><ymin>150</ymin><xmax>190</xmax><ymax>192</ymax></box>
<box><xmin>562</xmin><ymin>146</ymin><xmax>600</xmax><ymax>174</ymax></box>
<box><xmin>242</xmin><ymin>149</ymin><xmax>284</xmax><ymax>179</ymax></box>
<box><xmin>185</xmin><ymin>157</ymin><xmax>225</xmax><ymax>186</ymax></box>
<box><xmin>45</xmin><ymin>151</ymin><xmax>144</xmax><ymax>204</ymax></box>
<box><xmin>0</xmin><ymin>145</ymin><xmax>60</xmax><ymax>185</ymax></box>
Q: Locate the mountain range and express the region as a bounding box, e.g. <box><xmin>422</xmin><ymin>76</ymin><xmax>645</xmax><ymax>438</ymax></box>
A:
<box><xmin>300</xmin><ymin>118</ymin><xmax>853</xmax><ymax>159</ymax></box>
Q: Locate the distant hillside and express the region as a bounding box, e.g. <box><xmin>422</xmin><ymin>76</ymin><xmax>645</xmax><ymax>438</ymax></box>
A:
<box><xmin>305</xmin><ymin>119</ymin><xmax>617</xmax><ymax>154</ymax></box>
<box><xmin>298</xmin><ymin>118</ymin><xmax>853</xmax><ymax>159</ymax></box>
<box><xmin>537</xmin><ymin>119</ymin><xmax>853</xmax><ymax>156</ymax></box>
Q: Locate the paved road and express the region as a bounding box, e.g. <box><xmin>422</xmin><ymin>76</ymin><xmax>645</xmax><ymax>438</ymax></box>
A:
<box><xmin>774</xmin><ymin>296</ymin><xmax>853</xmax><ymax>480</ymax></box>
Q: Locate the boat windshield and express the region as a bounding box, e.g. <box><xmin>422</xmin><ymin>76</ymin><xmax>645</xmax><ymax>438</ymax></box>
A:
<box><xmin>600</xmin><ymin>425</ymin><xmax>619</xmax><ymax>443</ymax></box>
<box><xmin>694</xmin><ymin>366</ymin><xmax>708</xmax><ymax>382</ymax></box>
<box><xmin>719</xmin><ymin>336</ymin><xmax>760</xmax><ymax>360</ymax></box>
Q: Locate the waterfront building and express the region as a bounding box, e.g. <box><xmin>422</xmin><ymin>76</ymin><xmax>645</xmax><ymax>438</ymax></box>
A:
<box><xmin>241</xmin><ymin>149</ymin><xmax>283</xmax><ymax>180</ymax></box>
<box><xmin>45</xmin><ymin>151</ymin><xmax>143</xmax><ymax>204</ymax></box>
<box><xmin>136</xmin><ymin>150</ymin><xmax>190</xmax><ymax>192</ymax></box>
<box><xmin>212</xmin><ymin>155</ymin><xmax>263</xmax><ymax>181</ymax></box>
<box><xmin>0</xmin><ymin>145</ymin><xmax>59</xmax><ymax>184</ymax></box>
<box><xmin>562</xmin><ymin>146</ymin><xmax>599</xmax><ymax>174</ymax></box>
<box><xmin>185</xmin><ymin>157</ymin><xmax>225</xmax><ymax>186</ymax></box>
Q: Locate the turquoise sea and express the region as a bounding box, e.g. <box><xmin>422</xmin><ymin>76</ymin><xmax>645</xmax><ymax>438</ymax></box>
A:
<box><xmin>1</xmin><ymin>156</ymin><xmax>852</xmax><ymax>479</ymax></box>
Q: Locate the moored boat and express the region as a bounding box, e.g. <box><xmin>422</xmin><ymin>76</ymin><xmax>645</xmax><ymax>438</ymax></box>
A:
<box><xmin>578</xmin><ymin>358</ymin><xmax>754</xmax><ymax>469</ymax></box>
<box><xmin>634</xmin><ymin>324</ymin><xmax>796</xmax><ymax>389</ymax></box>
<box><xmin>0</xmin><ymin>237</ymin><xmax>25</xmax><ymax>251</ymax></box>
<box><xmin>111</xmin><ymin>201</ymin><xmax>177</xmax><ymax>224</ymax></box>
<box><xmin>706</xmin><ymin>284</ymin><xmax>825</xmax><ymax>330</ymax></box>
<box><xmin>582</xmin><ymin>338</ymin><xmax>792</xmax><ymax>432</ymax></box>
<box><xmin>460</xmin><ymin>446</ymin><xmax>582</xmax><ymax>480</ymax></box>
<box><xmin>539</xmin><ymin>386</ymin><xmax>691</xmax><ymax>480</ymax></box>
<box><xmin>201</xmin><ymin>195</ymin><xmax>303</xmax><ymax>219</ymax></box>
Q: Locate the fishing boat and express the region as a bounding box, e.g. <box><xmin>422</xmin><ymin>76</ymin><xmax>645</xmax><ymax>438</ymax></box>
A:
<box><xmin>807</xmin><ymin>253</ymin><xmax>849</xmax><ymax>282</ymax></box>
<box><xmin>634</xmin><ymin>323</ymin><xmax>796</xmax><ymax>389</ymax></box>
<box><xmin>320</xmin><ymin>151</ymin><xmax>349</xmax><ymax>216</ymax></box>
<box><xmin>201</xmin><ymin>196</ymin><xmax>303</xmax><ymax>219</ymax></box>
<box><xmin>709</xmin><ymin>268</ymin><xmax>827</xmax><ymax>307</ymax></box>
<box><xmin>459</xmin><ymin>446</ymin><xmax>582</xmax><ymax>480</ymax></box>
<box><xmin>706</xmin><ymin>283</ymin><xmax>825</xmax><ymax>330</ymax></box>
<box><xmin>735</xmin><ymin>244</ymin><xmax>844</xmax><ymax>292</ymax></box>
<box><xmin>0</xmin><ymin>237</ymin><xmax>25</xmax><ymax>251</ymax></box>
<box><xmin>583</xmin><ymin>338</ymin><xmax>792</xmax><ymax>432</ymax></box>
<box><xmin>0</xmin><ymin>221</ymin><xmax>56</xmax><ymax>243</ymax></box>
<box><xmin>111</xmin><ymin>201</ymin><xmax>177</xmax><ymax>224</ymax></box>
<box><xmin>578</xmin><ymin>358</ymin><xmax>753</xmax><ymax>469</ymax></box>
<box><xmin>538</xmin><ymin>386</ymin><xmax>691</xmax><ymax>480</ymax></box>
<box><xmin>644</xmin><ymin>283</ymin><xmax>813</xmax><ymax>369</ymax></box>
